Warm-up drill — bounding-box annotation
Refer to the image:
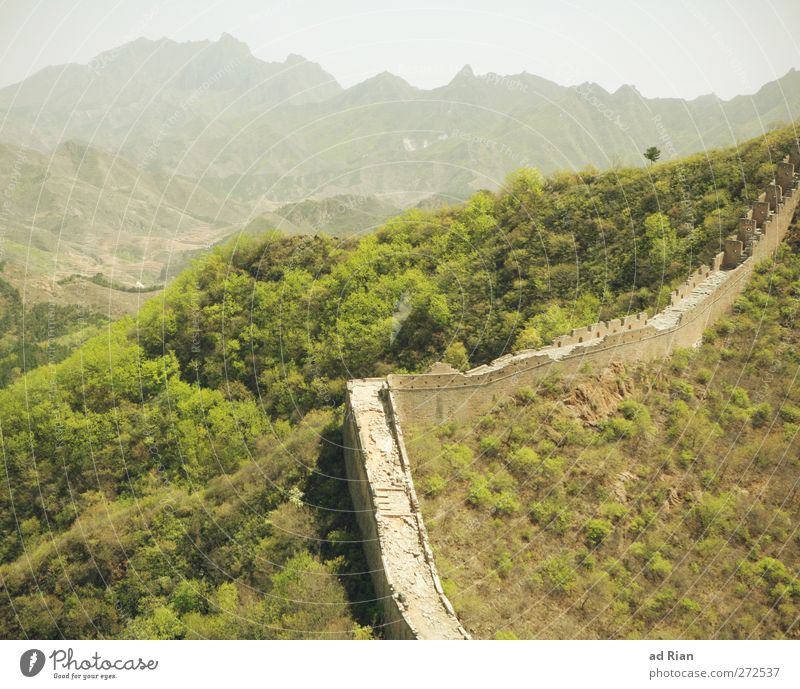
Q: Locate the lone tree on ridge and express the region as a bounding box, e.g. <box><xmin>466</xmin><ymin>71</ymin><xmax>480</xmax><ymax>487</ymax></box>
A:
<box><xmin>644</xmin><ymin>146</ymin><xmax>661</xmax><ymax>165</ymax></box>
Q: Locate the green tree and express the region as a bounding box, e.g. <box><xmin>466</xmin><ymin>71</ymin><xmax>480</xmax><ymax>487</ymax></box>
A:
<box><xmin>442</xmin><ymin>341</ymin><xmax>470</xmax><ymax>371</ymax></box>
<box><xmin>644</xmin><ymin>146</ymin><xmax>661</xmax><ymax>165</ymax></box>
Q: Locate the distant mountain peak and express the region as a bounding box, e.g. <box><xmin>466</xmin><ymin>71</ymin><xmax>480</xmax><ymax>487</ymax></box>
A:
<box><xmin>340</xmin><ymin>70</ymin><xmax>417</xmax><ymax>104</ymax></box>
<box><xmin>285</xmin><ymin>53</ymin><xmax>308</xmax><ymax>65</ymax></box>
<box><xmin>212</xmin><ymin>32</ymin><xmax>252</xmax><ymax>58</ymax></box>
<box><xmin>218</xmin><ymin>32</ymin><xmax>243</xmax><ymax>44</ymax></box>
<box><xmin>453</xmin><ymin>64</ymin><xmax>476</xmax><ymax>81</ymax></box>
<box><xmin>372</xmin><ymin>70</ymin><xmax>411</xmax><ymax>85</ymax></box>
<box><xmin>614</xmin><ymin>83</ymin><xmax>641</xmax><ymax>96</ymax></box>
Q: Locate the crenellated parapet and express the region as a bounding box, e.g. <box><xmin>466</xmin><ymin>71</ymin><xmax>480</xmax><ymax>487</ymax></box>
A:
<box><xmin>343</xmin><ymin>153</ymin><xmax>800</xmax><ymax>639</ymax></box>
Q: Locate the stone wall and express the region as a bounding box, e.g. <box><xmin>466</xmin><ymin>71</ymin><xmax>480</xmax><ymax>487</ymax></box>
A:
<box><xmin>343</xmin><ymin>153</ymin><xmax>800</xmax><ymax>639</ymax></box>
<box><xmin>389</xmin><ymin>157</ymin><xmax>800</xmax><ymax>426</ymax></box>
<box><xmin>343</xmin><ymin>379</ymin><xmax>470</xmax><ymax>639</ymax></box>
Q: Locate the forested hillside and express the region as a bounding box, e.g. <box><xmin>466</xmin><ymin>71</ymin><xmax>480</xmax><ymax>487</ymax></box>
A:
<box><xmin>0</xmin><ymin>272</ymin><xmax>108</xmax><ymax>387</ymax></box>
<box><xmin>1</xmin><ymin>125</ymin><xmax>797</xmax><ymax>638</ymax></box>
<box><xmin>408</xmin><ymin>232</ymin><xmax>800</xmax><ymax>639</ymax></box>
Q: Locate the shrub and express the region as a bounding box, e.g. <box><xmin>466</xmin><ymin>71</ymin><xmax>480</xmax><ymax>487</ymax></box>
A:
<box><xmin>444</xmin><ymin>443</ymin><xmax>474</xmax><ymax>476</ymax></box>
<box><xmin>172</xmin><ymin>580</ymin><xmax>205</xmax><ymax>614</ymax></box>
<box><xmin>696</xmin><ymin>367</ymin><xmax>713</xmax><ymax>385</ymax></box>
<box><xmin>604</xmin><ymin>416</ymin><xmax>635</xmax><ymax>440</ymax></box>
<box><xmin>442</xmin><ymin>340</ymin><xmax>470</xmax><ymax>371</ymax></box>
<box><xmin>479</xmin><ymin>435</ymin><xmax>502</xmax><ymax>457</ymax></box>
<box><xmin>426</xmin><ymin>474</ymin><xmax>446</xmax><ymax>497</ymax></box>
<box><xmin>680</xmin><ymin>597</ymin><xmax>701</xmax><ymax>613</ymax></box>
<box><xmin>700</xmin><ymin>470</ymin><xmax>716</xmax><ymax>490</ymax></box>
<box><xmin>618</xmin><ymin>399</ymin><xmax>655</xmax><ymax>435</ymax></box>
<box><xmin>749</xmin><ymin>402</ymin><xmax>772</xmax><ymax>428</ymax></box>
<box><xmin>494</xmin><ymin>630</ymin><xmax>519</xmax><ymax>640</ymax></box>
<box><xmin>496</xmin><ymin>552</ymin><xmax>514</xmax><ymax>579</ymax></box>
<box><xmin>542</xmin><ymin>455</ymin><xmax>565</xmax><ymax>477</ymax></box>
<box><xmin>514</xmin><ymin>386</ymin><xmax>537</xmax><ymax>404</ymax></box>
<box><xmin>728</xmin><ymin>386</ymin><xmax>751</xmax><ymax>408</ymax></box>
<box><xmin>507</xmin><ymin>447</ymin><xmax>540</xmax><ymax>474</ymax></box>
<box><xmin>529</xmin><ymin>498</ymin><xmax>573</xmax><ymax>532</ymax></box>
<box><xmin>467</xmin><ymin>475</ymin><xmax>493</xmax><ymax>508</ymax></box>
<box><xmin>493</xmin><ymin>491</ymin><xmax>522</xmax><ymax>517</ymax></box>
<box><xmin>716</xmin><ymin>319</ymin><xmax>734</xmax><ymax>336</ymax></box>
<box><xmin>585</xmin><ymin>518</ymin><xmax>613</xmax><ymax>547</ymax></box>
<box><xmin>477</xmin><ymin>415</ymin><xmax>495</xmax><ymax>430</ymax></box>
<box><xmin>670</xmin><ymin>379</ymin><xmax>695</xmax><ymax>401</ymax></box>
<box><xmin>600</xmin><ymin>501</ymin><xmax>629</xmax><ymax>522</ymax></box>
<box><xmin>692</xmin><ymin>493</ymin><xmax>735</xmax><ymax>536</ymax></box>
<box><xmin>670</xmin><ymin>349</ymin><xmax>691</xmax><ymax>373</ymax></box>
<box><xmin>542</xmin><ymin>556</ymin><xmax>578</xmax><ymax>594</ymax></box>
<box><xmin>489</xmin><ymin>469</ymin><xmax>516</xmax><ymax>493</ymax></box>
<box><xmin>778</xmin><ymin>403</ymin><xmax>800</xmax><ymax>424</ymax></box>
<box><xmin>646</xmin><ymin>553</ymin><xmax>673</xmax><ymax>580</ymax></box>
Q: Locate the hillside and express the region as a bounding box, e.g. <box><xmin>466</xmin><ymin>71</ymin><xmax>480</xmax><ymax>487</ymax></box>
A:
<box><xmin>406</xmin><ymin>230</ymin><xmax>800</xmax><ymax>639</ymax></box>
<box><xmin>0</xmin><ymin>125</ymin><xmax>797</xmax><ymax>639</ymax></box>
<box><xmin>4</xmin><ymin>34</ymin><xmax>800</xmax><ymax>320</ymax></box>
<box><xmin>0</xmin><ymin>141</ymin><xmax>246</xmax><ymax>294</ymax></box>
<box><xmin>241</xmin><ymin>195</ymin><xmax>404</xmax><ymax>239</ymax></box>
<box><xmin>0</xmin><ymin>272</ymin><xmax>109</xmax><ymax>386</ymax></box>
<box><xmin>2</xmin><ymin>35</ymin><xmax>800</xmax><ymax>202</ymax></box>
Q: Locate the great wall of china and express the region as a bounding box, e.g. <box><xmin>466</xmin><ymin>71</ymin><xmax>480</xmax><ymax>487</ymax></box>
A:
<box><xmin>343</xmin><ymin>149</ymin><xmax>800</xmax><ymax>639</ymax></box>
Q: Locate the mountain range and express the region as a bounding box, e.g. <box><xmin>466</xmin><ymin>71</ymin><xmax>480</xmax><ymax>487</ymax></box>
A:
<box><xmin>3</xmin><ymin>33</ymin><xmax>800</xmax><ymax>203</ymax></box>
<box><xmin>1</xmin><ymin>33</ymin><xmax>800</xmax><ymax>308</ymax></box>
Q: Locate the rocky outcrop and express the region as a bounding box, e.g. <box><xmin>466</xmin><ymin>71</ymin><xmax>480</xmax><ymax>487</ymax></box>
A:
<box><xmin>565</xmin><ymin>362</ymin><xmax>634</xmax><ymax>425</ymax></box>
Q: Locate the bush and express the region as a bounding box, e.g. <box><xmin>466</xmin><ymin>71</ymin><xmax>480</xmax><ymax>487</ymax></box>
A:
<box><xmin>604</xmin><ymin>416</ymin><xmax>635</xmax><ymax>440</ymax></box>
<box><xmin>542</xmin><ymin>455</ymin><xmax>565</xmax><ymax>477</ymax></box>
<box><xmin>670</xmin><ymin>349</ymin><xmax>691</xmax><ymax>373</ymax></box>
<box><xmin>692</xmin><ymin>493</ymin><xmax>735</xmax><ymax>536</ymax></box>
<box><xmin>493</xmin><ymin>491</ymin><xmax>522</xmax><ymax>517</ymax></box>
<box><xmin>670</xmin><ymin>379</ymin><xmax>695</xmax><ymax>401</ymax></box>
<box><xmin>479</xmin><ymin>435</ymin><xmax>502</xmax><ymax>457</ymax></box>
<box><xmin>172</xmin><ymin>580</ymin><xmax>205</xmax><ymax>614</ymax></box>
<box><xmin>716</xmin><ymin>319</ymin><xmax>734</xmax><ymax>336</ymax></box>
<box><xmin>494</xmin><ymin>630</ymin><xmax>519</xmax><ymax>640</ymax></box>
<box><xmin>728</xmin><ymin>386</ymin><xmax>751</xmax><ymax>408</ymax></box>
<box><xmin>585</xmin><ymin>518</ymin><xmax>613</xmax><ymax>547</ymax></box>
<box><xmin>443</xmin><ymin>443</ymin><xmax>474</xmax><ymax>476</ymax></box>
<box><xmin>600</xmin><ymin>501</ymin><xmax>629</xmax><ymax>522</ymax></box>
<box><xmin>542</xmin><ymin>556</ymin><xmax>578</xmax><ymax>594</ymax></box>
<box><xmin>467</xmin><ymin>475</ymin><xmax>493</xmax><ymax>508</ymax></box>
<box><xmin>646</xmin><ymin>553</ymin><xmax>673</xmax><ymax>579</ymax></box>
<box><xmin>442</xmin><ymin>340</ymin><xmax>470</xmax><ymax>371</ymax></box>
<box><xmin>778</xmin><ymin>403</ymin><xmax>800</xmax><ymax>424</ymax></box>
<box><xmin>680</xmin><ymin>597</ymin><xmax>701</xmax><ymax>613</ymax></box>
<box><xmin>514</xmin><ymin>386</ymin><xmax>537</xmax><ymax>404</ymax></box>
<box><xmin>696</xmin><ymin>367</ymin><xmax>713</xmax><ymax>385</ymax></box>
<box><xmin>496</xmin><ymin>552</ymin><xmax>514</xmax><ymax>579</ymax></box>
<box><xmin>489</xmin><ymin>469</ymin><xmax>516</xmax><ymax>493</ymax></box>
<box><xmin>749</xmin><ymin>402</ymin><xmax>772</xmax><ymax>428</ymax></box>
<box><xmin>618</xmin><ymin>400</ymin><xmax>654</xmax><ymax>436</ymax></box>
<box><xmin>529</xmin><ymin>497</ymin><xmax>573</xmax><ymax>532</ymax></box>
<box><xmin>426</xmin><ymin>474</ymin><xmax>446</xmax><ymax>496</ymax></box>
<box><xmin>507</xmin><ymin>447</ymin><xmax>540</xmax><ymax>474</ymax></box>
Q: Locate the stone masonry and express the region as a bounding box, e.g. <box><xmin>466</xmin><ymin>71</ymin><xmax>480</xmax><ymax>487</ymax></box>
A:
<box><xmin>343</xmin><ymin>154</ymin><xmax>800</xmax><ymax>639</ymax></box>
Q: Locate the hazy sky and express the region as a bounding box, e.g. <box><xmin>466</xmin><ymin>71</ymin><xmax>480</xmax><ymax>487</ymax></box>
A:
<box><xmin>1</xmin><ymin>0</ymin><xmax>799</xmax><ymax>98</ymax></box>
